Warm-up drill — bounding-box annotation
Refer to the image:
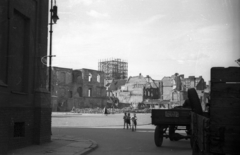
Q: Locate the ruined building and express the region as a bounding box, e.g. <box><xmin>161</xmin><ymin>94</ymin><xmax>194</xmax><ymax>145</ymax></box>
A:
<box><xmin>0</xmin><ymin>0</ymin><xmax>51</xmax><ymax>153</ymax></box>
<box><xmin>50</xmin><ymin>67</ymin><xmax>107</xmax><ymax>111</ymax></box>
<box><xmin>50</xmin><ymin>67</ymin><xmax>73</xmax><ymax>112</ymax></box>
<box><xmin>114</xmin><ymin>74</ymin><xmax>160</xmax><ymax>108</ymax></box>
<box><xmin>72</xmin><ymin>68</ymin><xmax>106</xmax><ymax>109</ymax></box>
<box><xmin>98</xmin><ymin>58</ymin><xmax>128</xmax><ymax>80</ymax></box>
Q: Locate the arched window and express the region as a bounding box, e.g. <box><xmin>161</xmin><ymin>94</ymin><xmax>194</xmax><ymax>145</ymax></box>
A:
<box><xmin>57</xmin><ymin>71</ymin><xmax>66</xmax><ymax>83</ymax></box>
<box><xmin>88</xmin><ymin>73</ymin><xmax>92</xmax><ymax>82</ymax></box>
<box><xmin>88</xmin><ymin>88</ymin><xmax>92</xmax><ymax>97</ymax></box>
<box><xmin>97</xmin><ymin>74</ymin><xmax>100</xmax><ymax>83</ymax></box>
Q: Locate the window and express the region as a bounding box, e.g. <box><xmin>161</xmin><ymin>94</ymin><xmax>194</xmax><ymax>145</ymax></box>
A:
<box><xmin>97</xmin><ymin>88</ymin><xmax>100</xmax><ymax>96</ymax></box>
<box><xmin>97</xmin><ymin>74</ymin><xmax>100</xmax><ymax>82</ymax></box>
<box><xmin>88</xmin><ymin>88</ymin><xmax>92</xmax><ymax>97</ymax></box>
<box><xmin>68</xmin><ymin>91</ymin><xmax>72</xmax><ymax>98</ymax></box>
<box><xmin>59</xmin><ymin>88</ymin><xmax>65</xmax><ymax>97</ymax></box>
<box><xmin>14</xmin><ymin>122</ymin><xmax>25</xmax><ymax>137</ymax></box>
<box><xmin>8</xmin><ymin>10</ymin><xmax>30</xmax><ymax>92</ymax></box>
<box><xmin>60</xmin><ymin>72</ymin><xmax>66</xmax><ymax>83</ymax></box>
<box><xmin>77</xmin><ymin>87</ymin><xmax>82</xmax><ymax>97</ymax></box>
<box><xmin>88</xmin><ymin>73</ymin><xmax>92</xmax><ymax>82</ymax></box>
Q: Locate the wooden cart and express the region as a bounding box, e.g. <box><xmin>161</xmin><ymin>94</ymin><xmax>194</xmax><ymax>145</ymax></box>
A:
<box><xmin>191</xmin><ymin>67</ymin><xmax>240</xmax><ymax>155</ymax></box>
<box><xmin>152</xmin><ymin>108</ymin><xmax>192</xmax><ymax>147</ymax></box>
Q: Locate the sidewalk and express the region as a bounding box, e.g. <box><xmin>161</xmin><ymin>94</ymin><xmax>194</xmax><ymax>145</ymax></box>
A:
<box><xmin>7</xmin><ymin>135</ymin><xmax>98</xmax><ymax>155</ymax></box>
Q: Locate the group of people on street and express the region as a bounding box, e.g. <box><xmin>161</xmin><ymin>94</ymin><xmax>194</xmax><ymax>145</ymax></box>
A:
<box><xmin>123</xmin><ymin>112</ymin><xmax>137</xmax><ymax>131</ymax></box>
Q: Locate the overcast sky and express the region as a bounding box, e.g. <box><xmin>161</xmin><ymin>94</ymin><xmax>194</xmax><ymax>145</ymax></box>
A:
<box><xmin>50</xmin><ymin>0</ymin><xmax>240</xmax><ymax>82</ymax></box>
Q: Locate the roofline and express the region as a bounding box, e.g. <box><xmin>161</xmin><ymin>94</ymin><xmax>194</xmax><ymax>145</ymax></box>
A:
<box><xmin>52</xmin><ymin>66</ymin><xmax>73</xmax><ymax>70</ymax></box>
<box><xmin>74</xmin><ymin>68</ymin><xmax>104</xmax><ymax>73</ymax></box>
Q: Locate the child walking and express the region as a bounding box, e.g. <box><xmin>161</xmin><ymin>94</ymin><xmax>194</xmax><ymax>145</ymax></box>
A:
<box><xmin>123</xmin><ymin>112</ymin><xmax>127</xmax><ymax>129</ymax></box>
<box><xmin>131</xmin><ymin>113</ymin><xmax>137</xmax><ymax>131</ymax></box>
<box><xmin>126</xmin><ymin>113</ymin><xmax>131</xmax><ymax>129</ymax></box>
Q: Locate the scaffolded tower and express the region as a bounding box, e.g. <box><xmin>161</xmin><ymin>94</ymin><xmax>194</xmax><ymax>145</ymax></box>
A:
<box><xmin>98</xmin><ymin>58</ymin><xmax>128</xmax><ymax>80</ymax></box>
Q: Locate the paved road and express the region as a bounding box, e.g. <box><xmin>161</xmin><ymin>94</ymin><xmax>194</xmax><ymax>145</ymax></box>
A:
<box><xmin>52</xmin><ymin>113</ymin><xmax>153</xmax><ymax>128</ymax></box>
<box><xmin>52</xmin><ymin>113</ymin><xmax>192</xmax><ymax>155</ymax></box>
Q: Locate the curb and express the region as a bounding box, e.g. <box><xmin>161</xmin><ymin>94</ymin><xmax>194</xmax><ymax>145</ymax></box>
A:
<box><xmin>80</xmin><ymin>140</ymin><xmax>98</xmax><ymax>155</ymax></box>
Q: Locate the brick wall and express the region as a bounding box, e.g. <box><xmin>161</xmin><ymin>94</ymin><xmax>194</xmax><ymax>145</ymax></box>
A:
<box><xmin>0</xmin><ymin>0</ymin><xmax>50</xmax><ymax>154</ymax></box>
<box><xmin>0</xmin><ymin>108</ymin><xmax>34</xmax><ymax>153</ymax></box>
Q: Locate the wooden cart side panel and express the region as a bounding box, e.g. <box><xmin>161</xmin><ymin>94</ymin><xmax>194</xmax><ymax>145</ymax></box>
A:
<box><xmin>211</xmin><ymin>67</ymin><xmax>240</xmax><ymax>82</ymax></box>
<box><xmin>210</xmin><ymin>108</ymin><xmax>240</xmax><ymax>125</ymax></box>
<box><xmin>151</xmin><ymin>109</ymin><xmax>191</xmax><ymax>125</ymax></box>
<box><xmin>210</xmin><ymin>67</ymin><xmax>240</xmax><ymax>154</ymax></box>
<box><xmin>211</xmin><ymin>83</ymin><xmax>240</xmax><ymax>98</ymax></box>
<box><xmin>210</xmin><ymin>142</ymin><xmax>240</xmax><ymax>154</ymax></box>
<box><xmin>192</xmin><ymin>112</ymin><xmax>209</xmax><ymax>153</ymax></box>
<box><xmin>210</xmin><ymin>125</ymin><xmax>240</xmax><ymax>134</ymax></box>
<box><xmin>211</xmin><ymin>97</ymin><xmax>240</xmax><ymax>108</ymax></box>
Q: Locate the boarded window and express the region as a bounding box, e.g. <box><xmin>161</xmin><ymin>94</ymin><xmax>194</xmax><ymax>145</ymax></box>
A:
<box><xmin>0</xmin><ymin>5</ymin><xmax>8</xmax><ymax>85</ymax></box>
<box><xmin>8</xmin><ymin>10</ymin><xmax>30</xmax><ymax>92</ymax></box>
<box><xmin>68</xmin><ymin>91</ymin><xmax>72</xmax><ymax>98</ymax></box>
<box><xmin>77</xmin><ymin>87</ymin><xmax>82</xmax><ymax>97</ymax></box>
<box><xmin>14</xmin><ymin>122</ymin><xmax>25</xmax><ymax>137</ymax></box>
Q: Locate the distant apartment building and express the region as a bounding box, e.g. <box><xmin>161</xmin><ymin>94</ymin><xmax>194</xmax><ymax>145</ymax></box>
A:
<box><xmin>105</xmin><ymin>79</ymin><xmax>127</xmax><ymax>97</ymax></box>
<box><xmin>181</xmin><ymin>76</ymin><xmax>206</xmax><ymax>91</ymax></box>
<box><xmin>104</xmin><ymin>79</ymin><xmax>127</xmax><ymax>108</ymax></box>
<box><xmin>160</xmin><ymin>74</ymin><xmax>206</xmax><ymax>106</ymax></box>
<box><xmin>50</xmin><ymin>67</ymin><xmax>107</xmax><ymax>111</ymax></box>
<box><xmin>112</xmin><ymin>74</ymin><xmax>160</xmax><ymax>108</ymax></box>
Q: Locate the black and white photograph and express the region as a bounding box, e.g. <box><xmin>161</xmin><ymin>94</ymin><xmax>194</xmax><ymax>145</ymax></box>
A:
<box><xmin>0</xmin><ymin>0</ymin><xmax>239</xmax><ymax>155</ymax></box>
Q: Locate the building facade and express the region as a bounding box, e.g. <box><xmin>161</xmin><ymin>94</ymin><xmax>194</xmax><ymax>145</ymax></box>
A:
<box><xmin>72</xmin><ymin>69</ymin><xmax>107</xmax><ymax>109</ymax></box>
<box><xmin>50</xmin><ymin>68</ymin><xmax>107</xmax><ymax>111</ymax></box>
<box><xmin>0</xmin><ymin>0</ymin><xmax>51</xmax><ymax>153</ymax></box>
<box><xmin>114</xmin><ymin>74</ymin><xmax>160</xmax><ymax>108</ymax></box>
<box><xmin>50</xmin><ymin>67</ymin><xmax>73</xmax><ymax>111</ymax></box>
<box><xmin>160</xmin><ymin>74</ymin><xmax>206</xmax><ymax>108</ymax></box>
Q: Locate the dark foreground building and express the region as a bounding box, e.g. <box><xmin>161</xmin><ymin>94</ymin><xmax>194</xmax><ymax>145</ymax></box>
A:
<box><xmin>0</xmin><ymin>0</ymin><xmax>50</xmax><ymax>154</ymax></box>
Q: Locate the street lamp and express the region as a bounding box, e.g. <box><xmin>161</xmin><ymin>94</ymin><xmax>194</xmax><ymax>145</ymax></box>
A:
<box><xmin>48</xmin><ymin>0</ymin><xmax>59</xmax><ymax>92</ymax></box>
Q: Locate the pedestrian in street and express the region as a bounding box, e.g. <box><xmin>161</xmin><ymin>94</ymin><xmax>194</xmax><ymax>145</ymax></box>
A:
<box><xmin>103</xmin><ymin>106</ymin><xmax>108</xmax><ymax>116</ymax></box>
<box><xmin>126</xmin><ymin>113</ymin><xmax>131</xmax><ymax>129</ymax></box>
<box><xmin>131</xmin><ymin>113</ymin><xmax>137</xmax><ymax>131</ymax></box>
<box><xmin>123</xmin><ymin>112</ymin><xmax>127</xmax><ymax>129</ymax></box>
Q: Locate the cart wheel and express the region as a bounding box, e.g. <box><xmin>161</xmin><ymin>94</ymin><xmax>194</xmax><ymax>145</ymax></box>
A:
<box><xmin>154</xmin><ymin>126</ymin><xmax>164</xmax><ymax>147</ymax></box>
<box><xmin>188</xmin><ymin>88</ymin><xmax>203</xmax><ymax>115</ymax></box>
<box><xmin>169</xmin><ymin>125</ymin><xmax>175</xmax><ymax>141</ymax></box>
